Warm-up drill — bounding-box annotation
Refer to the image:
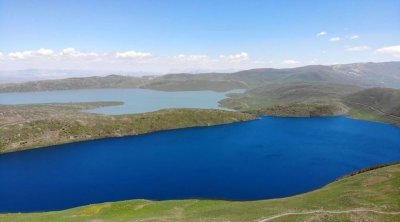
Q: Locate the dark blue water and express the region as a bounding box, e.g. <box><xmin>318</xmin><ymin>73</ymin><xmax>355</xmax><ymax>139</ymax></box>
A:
<box><xmin>1</xmin><ymin>116</ymin><xmax>400</xmax><ymax>213</ymax></box>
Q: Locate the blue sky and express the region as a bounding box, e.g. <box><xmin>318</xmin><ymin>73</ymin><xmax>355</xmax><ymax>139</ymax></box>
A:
<box><xmin>0</xmin><ymin>0</ymin><xmax>399</xmax><ymax>73</ymax></box>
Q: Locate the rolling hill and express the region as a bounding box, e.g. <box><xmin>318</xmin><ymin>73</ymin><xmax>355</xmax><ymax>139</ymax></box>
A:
<box><xmin>219</xmin><ymin>83</ymin><xmax>362</xmax><ymax>110</ymax></box>
<box><xmin>343</xmin><ymin>88</ymin><xmax>400</xmax><ymax>125</ymax></box>
<box><xmin>0</xmin><ymin>104</ymin><xmax>254</xmax><ymax>153</ymax></box>
<box><xmin>1</xmin><ymin>61</ymin><xmax>400</xmax><ymax>93</ymax></box>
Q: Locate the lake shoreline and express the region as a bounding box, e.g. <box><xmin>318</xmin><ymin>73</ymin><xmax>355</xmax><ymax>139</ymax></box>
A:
<box><xmin>1</xmin><ymin>163</ymin><xmax>398</xmax><ymax>221</ymax></box>
<box><xmin>1</xmin><ymin>115</ymin><xmax>399</xmax><ymax>212</ymax></box>
<box><xmin>0</xmin><ymin>104</ymin><xmax>256</xmax><ymax>154</ymax></box>
<box><xmin>2</xmin><ymin>102</ymin><xmax>399</xmax><ymax>154</ymax></box>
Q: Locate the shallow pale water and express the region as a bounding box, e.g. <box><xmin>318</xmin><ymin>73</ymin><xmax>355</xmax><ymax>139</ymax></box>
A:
<box><xmin>0</xmin><ymin>88</ymin><xmax>241</xmax><ymax>114</ymax></box>
<box><xmin>0</xmin><ymin>116</ymin><xmax>399</xmax><ymax>212</ymax></box>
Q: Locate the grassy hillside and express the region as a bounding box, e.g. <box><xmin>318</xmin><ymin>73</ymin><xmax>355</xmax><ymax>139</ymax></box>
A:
<box><xmin>142</xmin><ymin>79</ymin><xmax>246</xmax><ymax>92</ymax></box>
<box><xmin>1</xmin><ymin>163</ymin><xmax>398</xmax><ymax>222</ymax></box>
<box><xmin>221</xmin><ymin>85</ymin><xmax>400</xmax><ymax>124</ymax></box>
<box><xmin>245</xmin><ymin>103</ymin><xmax>347</xmax><ymax>117</ymax></box>
<box><xmin>0</xmin><ymin>103</ymin><xmax>255</xmax><ymax>153</ymax></box>
<box><xmin>220</xmin><ymin>83</ymin><xmax>362</xmax><ymax>110</ymax></box>
<box><xmin>343</xmin><ymin>88</ymin><xmax>400</xmax><ymax>125</ymax></box>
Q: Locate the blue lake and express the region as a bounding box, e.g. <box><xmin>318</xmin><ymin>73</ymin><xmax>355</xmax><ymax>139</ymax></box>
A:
<box><xmin>0</xmin><ymin>116</ymin><xmax>399</xmax><ymax>212</ymax></box>
<box><xmin>0</xmin><ymin>89</ymin><xmax>241</xmax><ymax>114</ymax></box>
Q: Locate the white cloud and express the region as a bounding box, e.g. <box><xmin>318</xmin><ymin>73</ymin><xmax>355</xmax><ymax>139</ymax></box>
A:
<box><xmin>8</xmin><ymin>50</ymin><xmax>35</xmax><ymax>59</ymax></box>
<box><xmin>61</xmin><ymin>48</ymin><xmax>99</xmax><ymax>57</ymax></box>
<box><xmin>219</xmin><ymin>52</ymin><xmax>249</xmax><ymax>62</ymax></box>
<box><xmin>376</xmin><ymin>45</ymin><xmax>400</xmax><ymax>57</ymax></box>
<box><xmin>61</xmin><ymin>48</ymin><xmax>76</xmax><ymax>55</ymax></box>
<box><xmin>329</xmin><ymin>37</ymin><xmax>341</xmax><ymax>41</ymax></box>
<box><xmin>346</xmin><ymin>46</ymin><xmax>371</xmax><ymax>52</ymax></box>
<box><xmin>349</xmin><ymin>35</ymin><xmax>359</xmax><ymax>40</ymax></box>
<box><xmin>316</xmin><ymin>31</ymin><xmax>327</xmax><ymax>37</ymax></box>
<box><xmin>7</xmin><ymin>48</ymin><xmax>56</xmax><ymax>59</ymax></box>
<box><xmin>0</xmin><ymin>48</ymin><xmax>319</xmax><ymax>73</ymax></box>
<box><xmin>37</xmin><ymin>48</ymin><xmax>54</xmax><ymax>56</ymax></box>
<box><xmin>282</xmin><ymin>59</ymin><xmax>300</xmax><ymax>65</ymax></box>
<box><xmin>173</xmin><ymin>54</ymin><xmax>210</xmax><ymax>62</ymax></box>
<box><xmin>252</xmin><ymin>60</ymin><xmax>273</xmax><ymax>65</ymax></box>
<box><xmin>0</xmin><ymin>48</ymin><xmax>236</xmax><ymax>72</ymax></box>
<box><xmin>115</xmin><ymin>51</ymin><xmax>152</xmax><ymax>59</ymax></box>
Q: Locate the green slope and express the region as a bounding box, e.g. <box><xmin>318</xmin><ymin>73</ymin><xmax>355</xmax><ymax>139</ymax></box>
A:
<box><xmin>219</xmin><ymin>83</ymin><xmax>362</xmax><ymax>110</ymax></box>
<box><xmin>1</xmin><ymin>163</ymin><xmax>399</xmax><ymax>222</ymax></box>
<box><xmin>0</xmin><ymin>103</ymin><xmax>255</xmax><ymax>153</ymax></box>
<box><xmin>343</xmin><ymin>88</ymin><xmax>400</xmax><ymax>125</ymax></box>
<box><xmin>220</xmin><ymin>84</ymin><xmax>400</xmax><ymax>125</ymax></box>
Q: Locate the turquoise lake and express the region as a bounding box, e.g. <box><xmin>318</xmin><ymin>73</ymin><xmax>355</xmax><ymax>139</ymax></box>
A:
<box><xmin>0</xmin><ymin>88</ymin><xmax>242</xmax><ymax>114</ymax></box>
<box><xmin>0</xmin><ymin>116</ymin><xmax>399</xmax><ymax>212</ymax></box>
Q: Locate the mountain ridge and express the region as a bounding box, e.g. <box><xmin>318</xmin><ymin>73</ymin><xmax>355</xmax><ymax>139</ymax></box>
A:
<box><xmin>1</xmin><ymin>61</ymin><xmax>400</xmax><ymax>93</ymax></box>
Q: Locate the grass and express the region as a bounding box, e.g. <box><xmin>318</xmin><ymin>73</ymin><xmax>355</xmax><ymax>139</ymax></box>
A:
<box><xmin>0</xmin><ymin>163</ymin><xmax>398</xmax><ymax>222</ymax></box>
<box><xmin>0</xmin><ymin>102</ymin><xmax>255</xmax><ymax>153</ymax></box>
<box><xmin>220</xmin><ymin>85</ymin><xmax>400</xmax><ymax>126</ymax></box>
<box><xmin>346</xmin><ymin>106</ymin><xmax>399</xmax><ymax>125</ymax></box>
<box><xmin>342</xmin><ymin>87</ymin><xmax>400</xmax><ymax>126</ymax></box>
<box><xmin>219</xmin><ymin>83</ymin><xmax>361</xmax><ymax>111</ymax></box>
<box><xmin>245</xmin><ymin>103</ymin><xmax>347</xmax><ymax>117</ymax></box>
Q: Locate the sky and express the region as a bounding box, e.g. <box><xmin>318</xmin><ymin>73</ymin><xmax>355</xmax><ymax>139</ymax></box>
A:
<box><xmin>0</xmin><ymin>0</ymin><xmax>399</xmax><ymax>76</ymax></box>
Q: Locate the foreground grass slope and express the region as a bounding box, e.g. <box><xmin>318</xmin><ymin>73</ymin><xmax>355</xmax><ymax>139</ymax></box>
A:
<box><xmin>0</xmin><ymin>103</ymin><xmax>255</xmax><ymax>153</ymax></box>
<box><xmin>1</xmin><ymin>164</ymin><xmax>398</xmax><ymax>222</ymax></box>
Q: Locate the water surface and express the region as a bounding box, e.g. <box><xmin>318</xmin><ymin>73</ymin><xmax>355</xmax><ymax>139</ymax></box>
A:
<box><xmin>0</xmin><ymin>88</ymin><xmax>242</xmax><ymax>114</ymax></box>
<box><xmin>0</xmin><ymin>116</ymin><xmax>399</xmax><ymax>212</ymax></box>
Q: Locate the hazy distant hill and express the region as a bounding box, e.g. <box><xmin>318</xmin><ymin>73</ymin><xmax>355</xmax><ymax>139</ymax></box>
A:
<box><xmin>332</xmin><ymin>62</ymin><xmax>400</xmax><ymax>89</ymax></box>
<box><xmin>0</xmin><ymin>61</ymin><xmax>399</xmax><ymax>93</ymax></box>
<box><xmin>0</xmin><ymin>75</ymin><xmax>149</xmax><ymax>93</ymax></box>
<box><xmin>0</xmin><ymin>69</ymin><xmax>159</xmax><ymax>83</ymax></box>
<box><xmin>147</xmin><ymin>61</ymin><xmax>400</xmax><ymax>90</ymax></box>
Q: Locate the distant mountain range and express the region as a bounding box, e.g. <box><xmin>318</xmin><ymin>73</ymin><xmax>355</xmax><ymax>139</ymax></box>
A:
<box><xmin>1</xmin><ymin>61</ymin><xmax>399</xmax><ymax>93</ymax></box>
<box><xmin>0</xmin><ymin>69</ymin><xmax>159</xmax><ymax>83</ymax></box>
